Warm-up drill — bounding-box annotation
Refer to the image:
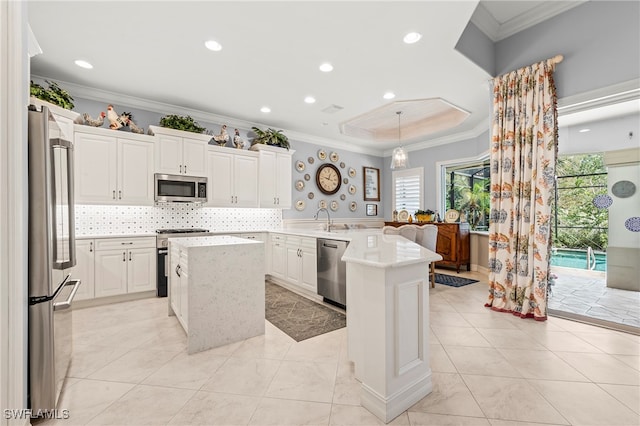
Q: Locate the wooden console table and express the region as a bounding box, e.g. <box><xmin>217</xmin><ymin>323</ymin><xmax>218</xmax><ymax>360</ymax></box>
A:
<box><xmin>384</xmin><ymin>222</ymin><xmax>470</xmax><ymax>272</ymax></box>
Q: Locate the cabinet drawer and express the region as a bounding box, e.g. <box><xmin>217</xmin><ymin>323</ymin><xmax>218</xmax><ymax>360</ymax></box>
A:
<box><xmin>95</xmin><ymin>237</ymin><xmax>155</xmax><ymax>251</ymax></box>
<box><xmin>271</xmin><ymin>233</ymin><xmax>286</xmax><ymax>244</ymax></box>
<box><xmin>300</xmin><ymin>237</ymin><xmax>316</xmax><ymax>250</ymax></box>
<box><xmin>285</xmin><ymin>236</ymin><xmax>301</xmax><ymax>246</ymax></box>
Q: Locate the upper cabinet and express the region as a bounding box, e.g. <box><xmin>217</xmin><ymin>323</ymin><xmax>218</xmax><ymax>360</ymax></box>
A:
<box><xmin>74</xmin><ymin>126</ymin><xmax>154</xmax><ymax>205</ymax></box>
<box><xmin>149</xmin><ymin>125</ymin><xmax>210</xmax><ymax>177</ymax></box>
<box><xmin>207</xmin><ymin>146</ymin><xmax>259</xmax><ymax>207</ymax></box>
<box><xmin>250</xmin><ymin>144</ymin><xmax>294</xmax><ymax>209</ymax></box>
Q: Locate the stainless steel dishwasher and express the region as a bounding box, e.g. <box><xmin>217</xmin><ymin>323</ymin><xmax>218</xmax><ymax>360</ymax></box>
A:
<box><xmin>317</xmin><ymin>239</ymin><xmax>349</xmax><ymax>308</ymax></box>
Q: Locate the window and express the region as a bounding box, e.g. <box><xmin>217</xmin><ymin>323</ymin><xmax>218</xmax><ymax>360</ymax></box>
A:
<box><xmin>442</xmin><ymin>158</ymin><xmax>490</xmax><ymax>230</ymax></box>
<box><xmin>392</xmin><ymin>167</ymin><xmax>423</xmax><ymax>213</ymax></box>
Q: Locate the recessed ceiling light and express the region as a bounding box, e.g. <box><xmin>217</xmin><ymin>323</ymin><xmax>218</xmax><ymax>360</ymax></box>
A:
<box><xmin>204</xmin><ymin>40</ymin><xmax>222</xmax><ymax>51</ymax></box>
<box><xmin>579</xmin><ymin>128</ymin><xmax>591</xmax><ymax>133</ymax></box>
<box><xmin>304</xmin><ymin>96</ymin><xmax>316</xmax><ymax>104</ymax></box>
<box><xmin>260</xmin><ymin>106</ymin><xmax>271</xmax><ymax>113</ymax></box>
<box><xmin>403</xmin><ymin>32</ymin><xmax>422</xmax><ymax>44</ymax></box>
<box><xmin>319</xmin><ymin>63</ymin><xmax>333</xmax><ymax>72</ymax></box>
<box><xmin>383</xmin><ymin>92</ymin><xmax>396</xmax><ymax>100</ymax></box>
<box><xmin>74</xmin><ymin>59</ymin><xmax>93</xmax><ymax>69</ymax></box>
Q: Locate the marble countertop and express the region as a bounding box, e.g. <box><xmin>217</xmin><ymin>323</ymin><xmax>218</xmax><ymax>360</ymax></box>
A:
<box><xmin>169</xmin><ymin>235</ymin><xmax>263</xmax><ymax>248</ymax></box>
<box><xmin>342</xmin><ymin>232</ymin><xmax>442</xmax><ymax>268</ymax></box>
<box><xmin>76</xmin><ymin>233</ymin><xmax>156</xmax><ymax>239</ymax></box>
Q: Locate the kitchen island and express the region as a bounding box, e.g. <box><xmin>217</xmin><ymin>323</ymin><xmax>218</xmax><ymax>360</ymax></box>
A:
<box><xmin>168</xmin><ymin>235</ymin><xmax>265</xmax><ymax>354</ymax></box>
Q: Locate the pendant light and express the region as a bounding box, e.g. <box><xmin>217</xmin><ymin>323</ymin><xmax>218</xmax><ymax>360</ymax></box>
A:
<box><xmin>390</xmin><ymin>111</ymin><xmax>409</xmax><ymax>169</ymax></box>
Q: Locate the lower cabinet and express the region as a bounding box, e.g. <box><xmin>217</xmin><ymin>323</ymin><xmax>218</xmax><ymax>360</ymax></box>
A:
<box><xmin>169</xmin><ymin>244</ymin><xmax>189</xmax><ymax>330</ymax></box>
<box><xmin>93</xmin><ymin>237</ymin><xmax>156</xmax><ymax>298</ymax></box>
<box><xmin>71</xmin><ymin>239</ymin><xmax>95</xmax><ymax>301</ymax></box>
<box><xmin>274</xmin><ymin>234</ymin><xmax>317</xmax><ymax>294</ymax></box>
<box><xmin>269</xmin><ymin>234</ymin><xmax>287</xmax><ymax>279</ymax></box>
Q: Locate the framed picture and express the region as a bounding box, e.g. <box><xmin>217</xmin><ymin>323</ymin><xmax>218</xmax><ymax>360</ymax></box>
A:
<box><xmin>363</xmin><ymin>167</ymin><xmax>380</xmax><ymax>201</ymax></box>
<box><xmin>366</xmin><ymin>204</ymin><xmax>378</xmax><ymax>216</ymax></box>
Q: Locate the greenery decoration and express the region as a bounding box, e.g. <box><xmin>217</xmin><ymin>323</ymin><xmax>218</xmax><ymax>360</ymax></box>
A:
<box><xmin>250</xmin><ymin>127</ymin><xmax>290</xmax><ymax>150</ymax></box>
<box><xmin>159</xmin><ymin>115</ymin><xmax>206</xmax><ymax>134</ymax></box>
<box><xmin>30</xmin><ymin>80</ymin><xmax>75</xmax><ymax>110</ymax></box>
<box><xmin>459</xmin><ymin>182</ymin><xmax>490</xmax><ymax>231</ymax></box>
<box><xmin>415</xmin><ymin>209</ymin><xmax>435</xmax><ymax>222</ymax></box>
<box><xmin>415</xmin><ymin>209</ymin><xmax>435</xmax><ymax>215</ymax></box>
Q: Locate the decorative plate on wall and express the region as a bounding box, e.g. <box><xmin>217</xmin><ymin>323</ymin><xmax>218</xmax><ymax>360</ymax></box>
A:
<box><xmin>339</xmin><ymin>162</ymin><xmax>345</xmax><ymax>168</ymax></box>
<box><xmin>343</xmin><ymin>178</ymin><xmax>349</xmax><ymax>184</ymax></box>
<box><xmin>308</xmin><ymin>192</ymin><xmax>315</xmax><ymax>199</ymax></box>
<box><xmin>349</xmin><ymin>201</ymin><xmax>357</xmax><ymax>212</ymax></box>
<box><xmin>348</xmin><ymin>167</ymin><xmax>356</xmax><ymax>178</ymax></box>
<box><xmin>304</xmin><ymin>173</ymin><xmax>311</xmax><ymax>181</ymax></box>
<box><xmin>295</xmin><ymin>180</ymin><xmax>305</xmax><ymax>191</ymax></box>
<box><xmin>295</xmin><ymin>160</ymin><xmax>305</xmax><ymax>172</ymax></box>
<box><xmin>612</xmin><ymin>180</ymin><xmax>636</xmax><ymax>198</ymax></box>
<box><xmin>625</xmin><ymin>217</ymin><xmax>640</xmax><ymax>232</ymax></box>
<box><xmin>318</xmin><ymin>200</ymin><xmax>327</xmax><ymax>209</ymax></box>
<box><xmin>592</xmin><ymin>194</ymin><xmax>613</xmax><ymax>209</ymax></box>
<box><xmin>295</xmin><ymin>200</ymin><xmax>305</xmax><ymax>211</ymax></box>
<box><xmin>445</xmin><ymin>209</ymin><xmax>460</xmax><ymax>223</ymax></box>
<box><xmin>340</xmin><ymin>194</ymin><xmax>346</xmax><ymax>201</ymax></box>
<box><xmin>330</xmin><ymin>200</ymin><xmax>339</xmax><ymax>211</ymax></box>
<box><xmin>348</xmin><ymin>184</ymin><xmax>356</xmax><ymax>195</ymax></box>
<box><xmin>317</xmin><ymin>149</ymin><xmax>327</xmax><ymax>160</ymax></box>
<box><xmin>307</xmin><ymin>156</ymin><xmax>315</xmax><ymax>164</ymax></box>
<box><xmin>330</xmin><ymin>152</ymin><xmax>339</xmax><ymax>162</ymax></box>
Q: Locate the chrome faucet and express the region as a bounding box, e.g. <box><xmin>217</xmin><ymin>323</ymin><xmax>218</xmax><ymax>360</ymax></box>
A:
<box><xmin>314</xmin><ymin>207</ymin><xmax>332</xmax><ymax>232</ymax></box>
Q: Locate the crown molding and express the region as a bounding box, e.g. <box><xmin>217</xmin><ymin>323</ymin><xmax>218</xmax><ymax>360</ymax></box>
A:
<box><xmin>472</xmin><ymin>1</ymin><xmax>586</xmax><ymax>42</ymax></box>
<box><xmin>557</xmin><ymin>79</ymin><xmax>640</xmax><ymax>115</ymax></box>
<box><xmin>32</xmin><ymin>75</ymin><xmax>385</xmax><ymax>158</ymax></box>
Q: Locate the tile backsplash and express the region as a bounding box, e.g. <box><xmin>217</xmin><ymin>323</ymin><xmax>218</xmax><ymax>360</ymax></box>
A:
<box><xmin>75</xmin><ymin>205</ymin><xmax>282</xmax><ymax>236</ymax></box>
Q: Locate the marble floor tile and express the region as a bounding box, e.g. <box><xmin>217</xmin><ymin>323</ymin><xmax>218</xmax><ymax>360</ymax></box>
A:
<box><xmin>459</xmin><ymin>312</ymin><xmax>520</xmax><ymax>330</ymax></box>
<box><xmin>332</xmin><ymin>379</ymin><xmax>361</xmax><ymax>406</ymax></box>
<box><xmin>167</xmin><ymin>390</ymin><xmax>260</xmax><ymax>425</ymax></box>
<box><xmin>554</xmin><ymin>351</ymin><xmax>640</xmax><ymax>385</ymax></box>
<box><xmin>429</xmin><ymin>311</ymin><xmax>473</xmax><ymax>328</ymax></box>
<box><xmin>38</xmin><ymin>379</ymin><xmax>134</xmax><ymax>426</ymax></box>
<box><xmin>142</xmin><ymin>350</ymin><xmax>228</xmax><ymax>389</ymax></box>
<box><xmin>284</xmin><ymin>329</ymin><xmax>344</xmax><ymax>363</ymax></box>
<box><xmin>67</xmin><ymin>344</ymin><xmax>130</xmax><ymax>379</ymax></box>
<box><xmin>613</xmin><ymin>354</ymin><xmax>640</xmax><ymax>371</ymax></box>
<box><xmin>431</xmin><ymin>326</ymin><xmax>492</xmax><ymax>347</ymax></box>
<box><xmin>572</xmin><ymin>331</ymin><xmax>640</xmax><ymax>355</ymax></box>
<box><xmin>430</xmin><ymin>344</ymin><xmax>458</xmax><ymax>373</ymax></box>
<box><xmin>529</xmin><ymin>379</ymin><xmax>640</xmax><ymax>425</ymax></box>
<box><xmin>86</xmin><ymin>384</ymin><xmax>195</xmax><ymax>426</ymax></box>
<box><xmin>409</xmin><ymin>412</ymin><xmax>491</xmax><ymax>426</ymax></box>
<box><xmin>248</xmin><ymin>397</ymin><xmax>331</xmax><ymax>425</ymax></box>
<box><xmin>476</xmin><ymin>328</ymin><xmax>547</xmax><ymax>351</ymax></box>
<box><xmin>265</xmin><ymin>359</ymin><xmax>337</xmax><ymax>403</ymax></box>
<box><xmin>409</xmin><ymin>372</ymin><xmax>485</xmax><ymax>418</ymax></box>
<box><xmin>462</xmin><ymin>375</ymin><xmax>568</xmax><ymax>425</ymax></box>
<box><xmin>200</xmin><ymin>357</ymin><xmax>281</xmax><ymax>396</ymax></box>
<box><xmin>496</xmin><ymin>348</ymin><xmax>588</xmax><ymax>382</ymax></box>
<box><xmin>330</xmin><ymin>404</ymin><xmax>410</xmax><ymax>425</ymax></box>
<box><xmin>488</xmin><ymin>420</ymin><xmax>567</xmax><ymax>426</ymax></box>
<box><xmin>530</xmin><ymin>331</ymin><xmax>604</xmax><ymax>353</ymax></box>
<box><xmin>598</xmin><ymin>383</ymin><xmax>640</xmax><ymax>414</ymax></box>
<box><xmin>88</xmin><ymin>348</ymin><xmax>179</xmax><ymax>384</ymax></box>
<box><xmin>445</xmin><ymin>346</ymin><xmax>521</xmax><ymax>378</ymax></box>
<box><xmin>230</xmin><ymin>332</ymin><xmax>294</xmax><ymax>360</ymax></box>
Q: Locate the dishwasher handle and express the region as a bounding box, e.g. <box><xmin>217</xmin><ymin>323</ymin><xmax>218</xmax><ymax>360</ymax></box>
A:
<box><xmin>323</xmin><ymin>242</ymin><xmax>339</xmax><ymax>249</ymax></box>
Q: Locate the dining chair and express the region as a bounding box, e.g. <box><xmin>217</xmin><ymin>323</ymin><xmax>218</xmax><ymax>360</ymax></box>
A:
<box><xmin>382</xmin><ymin>225</ymin><xmax>417</xmax><ymax>242</ymax></box>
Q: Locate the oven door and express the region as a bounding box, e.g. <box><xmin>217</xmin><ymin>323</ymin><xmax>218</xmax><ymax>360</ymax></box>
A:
<box><xmin>157</xmin><ymin>248</ymin><xmax>168</xmax><ymax>297</ymax></box>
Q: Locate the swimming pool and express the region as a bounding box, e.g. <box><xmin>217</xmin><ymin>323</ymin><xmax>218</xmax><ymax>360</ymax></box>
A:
<box><xmin>551</xmin><ymin>248</ymin><xmax>607</xmax><ymax>271</ymax></box>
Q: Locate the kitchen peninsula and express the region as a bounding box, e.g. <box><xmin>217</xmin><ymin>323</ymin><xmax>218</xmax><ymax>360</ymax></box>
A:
<box><xmin>168</xmin><ymin>235</ymin><xmax>265</xmax><ymax>354</ymax></box>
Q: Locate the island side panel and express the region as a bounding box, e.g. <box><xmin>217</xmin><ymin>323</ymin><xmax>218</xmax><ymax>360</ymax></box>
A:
<box><xmin>187</xmin><ymin>241</ymin><xmax>265</xmax><ymax>354</ymax></box>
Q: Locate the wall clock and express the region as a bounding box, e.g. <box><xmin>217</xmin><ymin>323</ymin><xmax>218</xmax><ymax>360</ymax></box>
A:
<box><xmin>611</xmin><ymin>180</ymin><xmax>636</xmax><ymax>198</ymax></box>
<box><xmin>315</xmin><ymin>163</ymin><xmax>342</xmax><ymax>195</ymax></box>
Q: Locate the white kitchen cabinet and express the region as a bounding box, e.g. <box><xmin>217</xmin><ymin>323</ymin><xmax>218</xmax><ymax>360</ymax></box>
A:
<box><xmin>70</xmin><ymin>239</ymin><xmax>95</xmax><ymax>301</ymax></box>
<box><xmin>285</xmin><ymin>236</ymin><xmax>317</xmax><ymax>293</ymax></box>
<box><xmin>250</xmin><ymin>144</ymin><xmax>294</xmax><ymax>208</ymax></box>
<box><xmin>30</xmin><ymin>97</ymin><xmax>79</xmax><ymax>142</ymax></box>
<box><xmin>169</xmin><ymin>243</ymin><xmax>189</xmax><ymax>330</ymax></box>
<box><xmin>94</xmin><ymin>237</ymin><xmax>156</xmax><ymax>298</ymax></box>
<box><xmin>207</xmin><ymin>147</ymin><xmax>259</xmax><ymax>207</ymax></box>
<box><xmin>150</xmin><ymin>125</ymin><xmax>209</xmax><ymax>177</ymax></box>
<box><xmin>269</xmin><ymin>233</ymin><xmax>286</xmax><ymax>279</ymax></box>
<box><xmin>74</xmin><ymin>126</ymin><xmax>154</xmax><ymax>205</ymax></box>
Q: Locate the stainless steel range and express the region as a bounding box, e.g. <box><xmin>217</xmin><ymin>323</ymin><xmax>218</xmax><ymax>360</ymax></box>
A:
<box><xmin>156</xmin><ymin>228</ymin><xmax>210</xmax><ymax>297</ymax></box>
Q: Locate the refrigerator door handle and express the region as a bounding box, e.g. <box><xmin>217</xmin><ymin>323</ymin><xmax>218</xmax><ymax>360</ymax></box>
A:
<box><xmin>51</xmin><ymin>137</ymin><xmax>76</xmax><ymax>270</ymax></box>
<box><xmin>53</xmin><ymin>279</ymin><xmax>81</xmax><ymax>311</ymax></box>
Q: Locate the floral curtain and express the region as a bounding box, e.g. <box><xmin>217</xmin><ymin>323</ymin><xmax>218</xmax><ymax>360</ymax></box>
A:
<box><xmin>485</xmin><ymin>59</ymin><xmax>558</xmax><ymax>321</ymax></box>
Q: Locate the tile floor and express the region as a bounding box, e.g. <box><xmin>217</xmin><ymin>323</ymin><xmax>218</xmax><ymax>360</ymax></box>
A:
<box><xmin>42</xmin><ymin>270</ymin><xmax>640</xmax><ymax>426</ymax></box>
<box><xmin>548</xmin><ymin>266</ymin><xmax>640</xmax><ymax>328</ymax></box>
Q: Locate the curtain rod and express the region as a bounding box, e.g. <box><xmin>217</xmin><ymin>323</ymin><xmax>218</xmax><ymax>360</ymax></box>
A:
<box><xmin>548</xmin><ymin>54</ymin><xmax>564</xmax><ymax>65</ymax></box>
<box><xmin>490</xmin><ymin>54</ymin><xmax>564</xmax><ymax>83</ymax></box>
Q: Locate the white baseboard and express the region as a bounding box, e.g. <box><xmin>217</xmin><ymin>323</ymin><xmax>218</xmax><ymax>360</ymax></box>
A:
<box><xmin>360</xmin><ymin>372</ymin><xmax>433</xmax><ymax>423</ymax></box>
<box><xmin>73</xmin><ymin>291</ymin><xmax>155</xmax><ymax>310</ymax></box>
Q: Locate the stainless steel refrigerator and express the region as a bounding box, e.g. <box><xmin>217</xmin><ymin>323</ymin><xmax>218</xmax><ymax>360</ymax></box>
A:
<box><xmin>28</xmin><ymin>105</ymin><xmax>81</xmax><ymax>412</ymax></box>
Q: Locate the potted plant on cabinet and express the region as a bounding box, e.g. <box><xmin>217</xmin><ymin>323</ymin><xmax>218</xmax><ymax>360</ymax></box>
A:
<box><xmin>415</xmin><ymin>209</ymin><xmax>435</xmax><ymax>223</ymax></box>
<box><xmin>250</xmin><ymin>127</ymin><xmax>290</xmax><ymax>150</ymax></box>
<box><xmin>30</xmin><ymin>80</ymin><xmax>75</xmax><ymax>110</ymax></box>
<box><xmin>158</xmin><ymin>114</ymin><xmax>207</xmax><ymax>134</ymax></box>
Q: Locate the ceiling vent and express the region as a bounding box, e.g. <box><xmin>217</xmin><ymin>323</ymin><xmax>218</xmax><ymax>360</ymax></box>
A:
<box><xmin>322</xmin><ymin>104</ymin><xmax>344</xmax><ymax>114</ymax></box>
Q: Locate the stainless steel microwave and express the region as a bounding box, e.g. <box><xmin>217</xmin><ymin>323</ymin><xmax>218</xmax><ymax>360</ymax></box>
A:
<box><xmin>154</xmin><ymin>174</ymin><xmax>207</xmax><ymax>203</ymax></box>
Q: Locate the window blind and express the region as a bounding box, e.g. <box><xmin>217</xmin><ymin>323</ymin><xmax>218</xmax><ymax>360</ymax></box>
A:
<box><xmin>392</xmin><ymin>168</ymin><xmax>423</xmax><ymax>212</ymax></box>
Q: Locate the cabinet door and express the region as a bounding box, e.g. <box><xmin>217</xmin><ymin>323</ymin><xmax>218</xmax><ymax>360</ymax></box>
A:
<box><xmin>155</xmin><ymin>135</ymin><xmax>183</xmax><ymax>175</ymax></box>
<box><xmin>179</xmin><ymin>269</ymin><xmax>188</xmax><ymax>330</ymax></box>
<box><xmin>75</xmin><ymin>132</ymin><xmax>117</xmax><ymax>203</ymax></box>
<box><xmin>207</xmin><ymin>151</ymin><xmax>234</xmax><ymax>206</ymax></box>
<box><xmin>275</xmin><ymin>153</ymin><xmax>292</xmax><ymax>208</ymax></box>
<box><xmin>70</xmin><ymin>240</ymin><xmax>95</xmax><ymax>301</ymax></box>
<box><xmin>94</xmin><ymin>250</ymin><xmax>128</xmax><ymax>298</ymax></box>
<box><xmin>270</xmin><ymin>240</ymin><xmax>286</xmax><ymax>278</ymax></box>
<box><xmin>258</xmin><ymin>150</ymin><xmax>278</xmax><ymax>207</ymax></box>
<box><xmin>169</xmin><ymin>246</ymin><xmax>180</xmax><ymax>316</ymax></box>
<box><xmin>300</xmin><ymin>247</ymin><xmax>317</xmax><ymax>292</ymax></box>
<box><xmin>233</xmin><ymin>155</ymin><xmax>259</xmax><ymax>207</ymax></box>
<box><xmin>182</xmin><ymin>137</ymin><xmax>207</xmax><ymax>177</ymax></box>
<box><xmin>127</xmin><ymin>248</ymin><xmax>156</xmax><ymax>293</ymax></box>
<box><xmin>118</xmin><ymin>138</ymin><xmax>154</xmax><ymax>205</ymax></box>
<box><xmin>286</xmin><ymin>244</ymin><xmax>301</xmax><ymax>283</ymax></box>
